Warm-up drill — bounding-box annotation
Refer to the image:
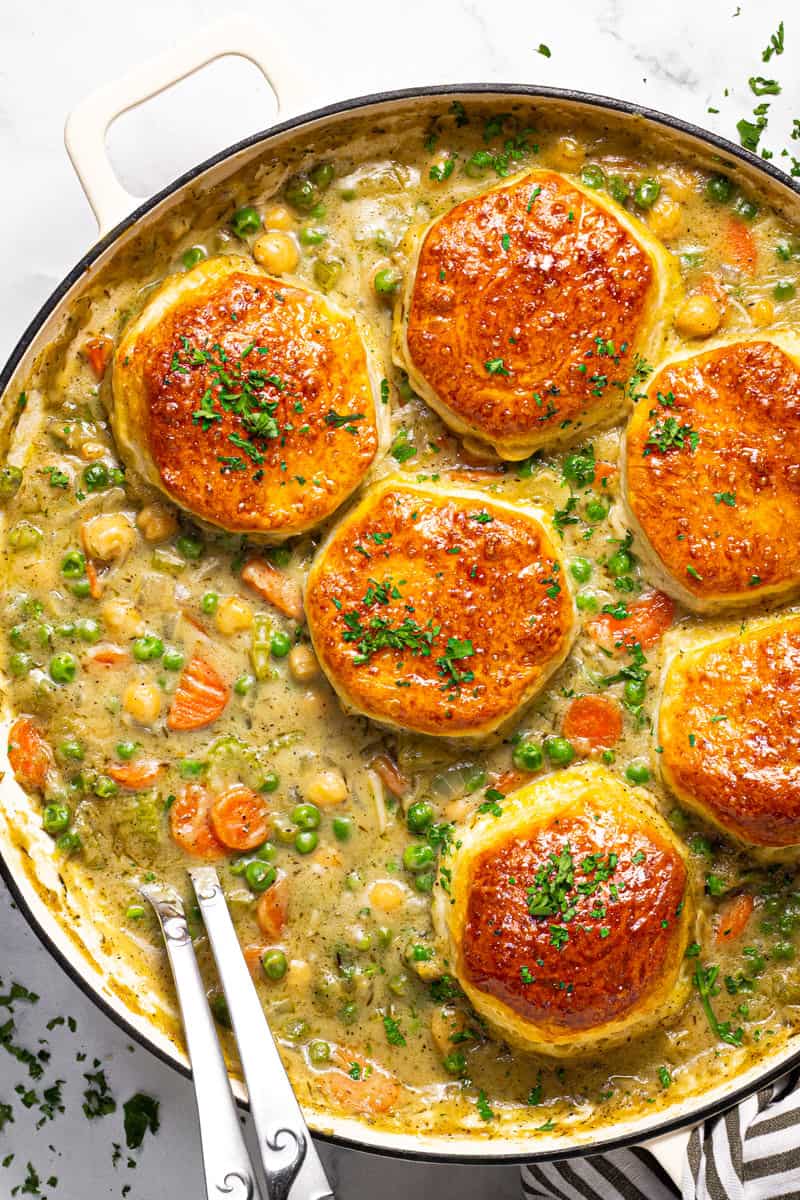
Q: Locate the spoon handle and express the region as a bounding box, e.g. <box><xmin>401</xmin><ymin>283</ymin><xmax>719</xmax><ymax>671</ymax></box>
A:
<box><xmin>141</xmin><ymin>883</ymin><xmax>259</xmax><ymax>1200</ymax></box>
<box><xmin>190</xmin><ymin>866</ymin><xmax>335</xmax><ymax>1200</ymax></box>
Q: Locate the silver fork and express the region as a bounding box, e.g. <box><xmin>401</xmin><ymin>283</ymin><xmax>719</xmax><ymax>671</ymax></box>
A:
<box><xmin>142</xmin><ymin>868</ymin><xmax>335</xmax><ymax>1200</ymax></box>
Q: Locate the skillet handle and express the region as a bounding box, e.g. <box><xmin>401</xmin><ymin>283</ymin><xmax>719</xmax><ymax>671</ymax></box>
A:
<box><xmin>641</xmin><ymin>1125</ymin><xmax>693</xmax><ymax>1188</ymax></box>
<box><xmin>64</xmin><ymin>16</ymin><xmax>316</xmax><ymax>238</ymax></box>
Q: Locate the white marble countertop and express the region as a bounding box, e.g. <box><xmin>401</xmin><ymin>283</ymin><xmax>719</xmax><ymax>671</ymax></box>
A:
<box><xmin>0</xmin><ymin>0</ymin><xmax>797</xmax><ymax>1195</ymax></box>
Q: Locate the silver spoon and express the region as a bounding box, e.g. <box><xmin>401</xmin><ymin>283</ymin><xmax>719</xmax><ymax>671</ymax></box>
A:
<box><xmin>142</xmin><ymin>870</ymin><xmax>334</xmax><ymax>1200</ymax></box>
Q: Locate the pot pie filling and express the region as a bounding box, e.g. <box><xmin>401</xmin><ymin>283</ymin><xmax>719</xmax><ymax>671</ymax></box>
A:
<box><xmin>2</xmin><ymin>100</ymin><xmax>800</xmax><ymax>1141</ymax></box>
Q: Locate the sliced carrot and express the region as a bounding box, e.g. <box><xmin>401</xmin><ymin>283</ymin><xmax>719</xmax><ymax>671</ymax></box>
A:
<box><xmin>723</xmin><ymin>217</ymin><xmax>757</xmax><ymax>274</ymax></box>
<box><xmin>179</xmin><ymin>608</ymin><xmax>211</xmax><ymax>638</ymax></box>
<box><xmin>586</xmin><ymin>591</ymin><xmax>675</xmax><ymax>651</ymax></box>
<box><xmin>562</xmin><ymin>694</ymin><xmax>623</xmax><ymax>749</ymax></box>
<box><xmin>169</xmin><ymin>784</ymin><xmax>226</xmax><ymax>859</ymax></box>
<box><xmin>243</xmin><ymin>944</ymin><xmax>268</xmax><ymax>978</ymax></box>
<box><xmin>84</xmin><ymin>643</ymin><xmax>131</xmax><ymax>669</ymax></box>
<box><xmin>209</xmin><ymin>783</ymin><xmax>269</xmax><ymax>851</ymax></box>
<box><xmin>108</xmin><ymin>758</ymin><xmax>165</xmax><ymax>790</ymax></box>
<box><xmin>592</xmin><ymin>460</ymin><xmax>618</xmax><ymax>490</ymax></box>
<box><xmin>369</xmin><ymin>753</ymin><xmax>410</xmax><ymax>798</ymax></box>
<box><xmin>318</xmin><ymin>1050</ymin><xmax>402</xmax><ymax>1116</ymax></box>
<box><xmin>84</xmin><ymin>335</ymin><xmax>114</xmax><ymax>381</ymax></box>
<box><xmin>241</xmin><ymin>559</ymin><xmax>304</xmax><ymax>621</ymax></box>
<box><xmin>85</xmin><ymin>559</ymin><xmax>103</xmax><ymax>600</ymax></box>
<box><xmin>7</xmin><ymin>717</ymin><xmax>52</xmax><ymax>792</ymax></box>
<box><xmin>256</xmin><ymin>873</ymin><xmax>289</xmax><ymax>937</ymax></box>
<box><xmin>167</xmin><ymin>655</ymin><xmax>229</xmax><ymax>731</ymax></box>
<box><xmin>715</xmin><ymin>893</ymin><xmax>755</xmax><ymax>944</ymax></box>
<box><xmin>696</xmin><ymin>272</ymin><xmax>729</xmax><ymax>311</ymax></box>
<box><xmin>491</xmin><ymin>768</ymin><xmax>529</xmax><ymax>795</ymax></box>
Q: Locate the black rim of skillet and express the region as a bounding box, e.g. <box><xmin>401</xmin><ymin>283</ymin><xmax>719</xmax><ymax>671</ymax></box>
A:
<box><xmin>1</xmin><ymin>82</ymin><xmax>800</xmax><ymax>1164</ymax></box>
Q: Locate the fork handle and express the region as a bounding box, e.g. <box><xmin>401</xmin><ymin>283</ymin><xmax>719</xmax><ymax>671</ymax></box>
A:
<box><xmin>144</xmin><ymin>888</ymin><xmax>259</xmax><ymax>1200</ymax></box>
<box><xmin>190</xmin><ymin>867</ymin><xmax>335</xmax><ymax>1200</ymax></box>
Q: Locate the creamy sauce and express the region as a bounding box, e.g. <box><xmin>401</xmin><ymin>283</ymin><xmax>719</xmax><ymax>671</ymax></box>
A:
<box><xmin>2</xmin><ymin>99</ymin><xmax>800</xmax><ymax>1140</ymax></box>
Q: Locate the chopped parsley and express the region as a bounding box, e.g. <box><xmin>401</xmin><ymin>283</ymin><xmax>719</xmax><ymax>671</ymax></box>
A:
<box><xmin>714</xmin><ymin>491</ymin><xmax>736</xmax><ymax>506</ymax></box>
<box><xmin>476</xmin><ymin>1090</ymin><xmax>495</xmax><ymax>1121</ymax></box>
<box><xmin>644</xmin><ymin>417</ymin><xmax>699</xmax><ymax>456</ymax></box>
<box><xmin>485</xmin><ymin>358</ymin><xmax>510</xmax><ymax>376</ymax></box>
<box><xmin>382</xmin><ymin>1015</ymin><xmax>407</xmax><ymax>1046</ymax></box>
<box><xmin>536</xmin><ymin>43</ymin><xmax>551</xmax><ymax>57</ymax></box>
<box><xmin>694</xmin><ymin>963</ymin><xmax>743</xmax><ymax>1047</ymax></box>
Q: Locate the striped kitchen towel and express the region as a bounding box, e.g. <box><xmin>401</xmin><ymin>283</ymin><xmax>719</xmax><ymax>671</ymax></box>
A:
<box><xmin>520</xmin><ymin>1068</ymin><xmax>800</xmax><ymax>1200</ymax></box>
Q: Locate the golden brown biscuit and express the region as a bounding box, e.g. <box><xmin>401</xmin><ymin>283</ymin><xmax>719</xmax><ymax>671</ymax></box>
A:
<box><xmin>304</xmin><ymin>478</ymin><xmax>576</xmax><ymax>738</ymax></box>
<box><xmin>112</xmin><ymin>255</ymin><xmax>388</xmax><ymax>539</ymax></box>
<box><xmin>393</xmin><ymin>169</ymin><xmax>678</xmax><ymax>459</ymax></box>
<box><xmin>624</xmin><ymin>333</ymin><xmax>800</xmax><ymax>612</ymax></box>
<box><xmin>435</xmin><ymin>764</ymin><xmax>694</xmax><ymax>1056</ymax></box>
<box><xmin>658</xmin><ymin>615</ymin><xmax>800</xmax><ymax>852</ymax></box>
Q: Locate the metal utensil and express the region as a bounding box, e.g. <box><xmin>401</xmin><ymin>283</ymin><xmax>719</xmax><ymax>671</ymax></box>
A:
<box><xmin>143</xmin><ymin>873</ymin><xmax>334</xmax><ymax>1200</ymax></box>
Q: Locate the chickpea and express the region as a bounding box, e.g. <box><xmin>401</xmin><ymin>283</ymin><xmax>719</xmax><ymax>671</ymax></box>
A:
<box><xmin>263</xmin><ymin>204</ymin><xmax>294</xmax><ymax>231</ymax></box>
<box><xmin>369</xmin><ymin>880</ymin><xmax>406</xmax><ymax>913</ymax></box>
<box><xmin>647</xmin><ymin>196</ymin><xmax>682</xmax><ymax>240</ymax></box>
<box><xmin>289</xmin><ymin>644</ymin><xmax>319</xmax><ymax>682</ymax></box>
<box><xmin>137</xmin><ymin>503</ymin><xmax>178</xmax><ymax>543</ymax></box>
<box><xmin>101</xmin><ymin>597</ymin><xmax>145</xmax><ymax>638</ymax></box>
<box><xmin>551</xmin><ymin>136</ymin><xmax>585</xmax><ymax>169</ymax></box>
<box><xmin>123</xmin><ymin>679</ymin><xmax>162</xmax><ymax>724</ymax></box>
<box><xmin>675</xmin><ymin>294</ymin><xmax>722</xmax><ymax>338</ymax></box>
<box><xmin>750</xmin><ymin>297</ymin><xmax>775</xmax><ymax>327</ymax></box>
<box><xmin>214</xmin><ymin>595</ymin><xmax>253</xmax><ymax>635</ymax></box>
<box><xmin>80</xmin><ymin>441</ymin><xmax>107</xmax><ymax>462</ymax></box>
<box><xmin>253</xmin><ymin>231</ymin><xmax>299</xmax><ymax>275</ymax></box>
<box><xmin>305</xmin><ymin>767</ymin><xmax>348</xmax><ymax>807</ymax></box>
<box><xmin>81</xmin><ymin>513</ymin><xmax>136</xmax><ymax>562</ymax></box>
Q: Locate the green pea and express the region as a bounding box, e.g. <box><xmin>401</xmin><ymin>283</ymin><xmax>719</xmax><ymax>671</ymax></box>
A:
<box><xmin>75</xmin><ymin>618</ymin><xmax>100</xmax><ymax>644</ymax></box>
<box><xmin>8</xmin><ymin>522</ymin><xmax>42</xmax><ymax>551</ymax></box>
<box><xmin>283</xmin><ymin>1018</ymin><xmax>308</xmax><ymax>1040</ymax></box>
<box><xmin>35</xmin><ymin>623</ymin><xmax>53</xmax><ymax>647</ymax></box>
<box><xmin>178</xmin><ymin>759</ymin><xmax>206</xmax><ymax>779</ymax></box>
<box><xmin>295</xmin><ymin>829</ymin><xmax>318</xmax><ymax>854</ymax></box>
<box><xmin>339</xmin><ymin>1002</ymin><xmax>358</xmax><ymax>1025</ymax></box>
<box><xmin>260</xmin><ymin>771</ymin><xmax>280</xmax><ymax>794</ymax></box>
<box><xmin>162</xmin><ymin>649</ymin><xmax>185</xmax><ymax>672</ymax></box>
<box><xmin>292</xmin><ymin>802</ymin><xmax>321</xmax><ymax>831</ymax></box>
<box><xmin>705</xmin><ymin>873</ymin><xmax>726</xmax><ymax>896</ymax></box>
<box><xmin>61</xmin><ymin>550</ymin><xmax>86</xmax><ymax>579</ymax></box>
<box><xmin>231</xmin><ymin>205</ymin><xmax>262</xmax><ymax>237</ymax></box>
<box><xmin>773</xmin><ymin>940</ymin><xmax>796</xmax><ymax>961</ymax></box>
<box><xmin>308</xmin><ymin>1040</ymin><xmax>331</xmax><ymax>1065</ymax></box>
<box><xmin>55</xmin><ymin>830</ymin><xmax>81</xmax><ymax>855</ymax></box>
<box><xmin>512</xmin><ymin>740</ymin><xmax>544</xmax><ymax>772</ymax></box>
<box><xmin>299</xmin><ymin>226</ymin><xmax>327</xmax><ymax>246</ymax></box>
<box><xmin>71</xmin><ymin>579</ymin><xmax>91</xmax><ymax>599</ymax></box>
<box><xmin>625</xmin><ymin>761</ymin><xmax>650</xmax><ymax>784</ymax></box>
<box><xmin>345</xmin><ymin>870</ymin><xmax>362</xmax><ymax>891</ymax></box>
<box><xmin>284</xmin><ymin>173</ymin><xmax>319</xmax><ymax>213</ymax></box>
<box><xmin>56</xmin><ymin>622</ymin><xmax>75</xmax><ymax>640</ymax></box>
<box><xmin>403</xmin><ymin>842</ymin><xmax>434</xmax><ymax>872</ymax></box>
<box><xmin>49</xmin><ymin>652</ymin><xmax>77</xmax><ymax>684</ymax></box>
<box><xmin>624</xmin><ymin>678</ymin><xmax>647</xmax><ymax>706</ymax></box>
<box><xmin>580</xmin><ymin>163</ymin><xmax>605</xmax><ymax>189</ymax></box>
<box><xmin>374</xmin><ymin>267</ymin><xmax>402</xmax><ymax>296</ymax></box>
<box><xmin>94</xmin><ymin>775</ymin><xmax>118</xmax><ymax>798</ymax></box>
<box><xmin>607</xmin><ymin>550</ymin><xmax>633</xmax><ymax>577</ymax></box>
<box><xmin>333</xmin><ymin>815</ymin><xmax>353</xmax><ymax>842</ymax></box>
<box><xmin>443</xmin><ymin>1051</ymin><xmax>467</xmax><ymax>1076</ymax></box>
<box><xmin>262</xmin><ymin>949</ymin><xmax>288</xmax><ymax>980</ymax></box>
<box><xmin>776</xmin><ymin>241</ymin><xmax>794</xmax><ymax>261</ymax></box>
<box><xmin>706</xmin><ymin>174</ymin><xmax>733</xmax><ymax>204</ymax></box>
<box><xmin>309</xmin><ymin>162</ymin><xmax>334</xmax><ymax>190</ymax></box>
<box><xmin>602</xmin><ymin>749</ymin><xmax>615</xmax><ymax>765</ymax></box>
<box><xmin>634</xmin><ymin>177</ymin><xmax>661</xmax><ymax>209</ymax></box>
<box><xmin>414</xmin><ymin>869</ymin><xmax>436</xmax><ymax>893</ymax></box>
<box><xmin>176</xmin><ymin>534</ymin><xmax>204</xmax><ymax>560</ymax></box>
<box><xmin>116</xmin><ymin>741</ymin><xmax>138</xmax><ymax>760</ymax></box>
<box><xmin>774</xmin><ymin>280</ymin><xmax>797</xmax><ymax>301</ymax></box>
<box><xmin>377</xmin><ymin>926</ymin><xmax>393</xmax><ymax>948</ymax></box>
<box><xmin>245</xmin><ymin>860</ymin><xmax>277</xmax><ymax>893</ymax></box>
<box><xmin>388</xmin><ymin>973</ymin><xmax>407</xmax><ymax>996</ymax></box>
<box><xmin>200</xmin><ymin>592</ymin><xmax>219</xmax><ymax>616</ymax></box>
<box><xmin>234</xmin><ymin>673</ymin><xmax>255</xmax><ymax>696</ymax></box>
<box><xmin>181</xmin><ymin>246</ymin><xmax>206</xmax><ymax>270</ymax></box>
<box><xmin>689</xmin><ymin>834</ymin><xmax>713</xmax><ymax>859</ymax></box>
<box><xmin>270</xmin><ymin>631</ymin><xmax>291</xmax><ymax>658</ymax></box>
<box><xmin>545</xmin><ymin>736</ymin><xmax>575</xmax><ymax>766</ymax></box>
<box><xmin>668</xmin><ymin>807</ymin><xmax>689</xmax><ymax>833</ymax></box>
<box><xmin>126</xmin><ymin>904</ymin><xmax>146</xmax><ymax>921</ymax></box>
<box><xmin>132</xmin><ymin>635</ymin><xmax>164</xmax><ymax>662</ymax></box>
<box><xmin>563</xmin><ymin>452</ymin><xmax>596</xmax><ymax>487</ymax></box>
<box><xmin>0</xmin><ymin>465</ymin><xmax>23</xmax><ymax>504</ymax></box>
<box><xmin>354</xmin><ymin>931</ymin><xmax>372</xmax><ymax>951</ymax></box>
<box><xmin>406</xmin><ymin>800</ymin><xmax>434</xmax><ymax>833</ymax></box>
<box><xmin>568</xmin><ymin>557</ymin><xmax>591</xmax><ymax>584</ymax></box>
<box><xmin>397</xmin><ymin>373</ymin><xmax>416</xmax><ymax>402</ymax></box>
<box><xmin>608</xmin><ymin>174</ymin><xmax>630</xmax><ymax>204</ymax></box>
<box><xmin>8</xmin><ymin>625</ymin><xmax>26</xmax><ymax>648</ymax></box>
<box><xmin>313</xmin><ymin>258</ymin><xmax>343</xmax><ymax>292</ymax></box>
<box><xmin>42</xmin><ymin>803</ymin><xmax>70</xmax><ymax>835</ymax></box>
<box><xmin>576</xmin><ymin>591</ymin><xmax>599</xmax><ymax>613</ymax></box>
<box><xmin>109</xmin><ymin>468</ymin><xmax>125</xmax><ymax>488</ymax></box>
<box><xmin>256</xmin><ymin>841</ymin><xmax>277</xmax><ymax>862</ymax></box>
<box><xmin>271</xmin><ymin>814</ymin><xmax>296</xmax><ymax>845</ymax></box>
<box><xmin>82</xmin><ymin>463</ymin><xmax>109</xmax><ymax>492</ymax></box>
<box><xmin>585</xmin><ymin>499</ymin><xmax>607</xmax><ymax>522</ymax></box>
<box><xmin>59</xmin><ymin>739</ymin><xmax>84</xmax><ymax>761</ymax></box>
<box><xmin>733</xmin><ymin>196</ymin><xmax>759</xmax><ymax>222</ymax></box>
<box><xmin>267</xmin><ymin>546</ymin><xmax>292</xmax><ymax>568</ymax></box>
<box><xmin>8</xmin><ymin>652</ymin><xmax>32</xmax><ymax>677</ymax></box>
